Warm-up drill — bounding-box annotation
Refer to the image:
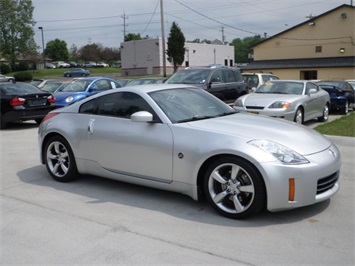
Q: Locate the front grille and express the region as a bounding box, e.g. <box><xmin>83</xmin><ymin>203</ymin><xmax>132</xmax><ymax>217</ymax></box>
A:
<box><xmin>245</xmin><ymin>106</ymin><xmax>264</xmax><ymax>110</ymax></box>
<box><xmin>317</xmin><ymin>171</ymin><xmax>339</xmax><ymax>194</ymax></box>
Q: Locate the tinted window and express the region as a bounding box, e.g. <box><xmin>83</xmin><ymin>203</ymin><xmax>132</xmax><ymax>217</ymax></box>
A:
<box><xmin>210</xmin><ymin>70</ymin><xmax>225</xmax><ymax>83</ymax></box>
<box><xmin>97</xmin><ymin>92</ymin><xmax>157</xmax><ymax>119</ymax></box>
<box><xmin>79</xmin><ymin>99</ymin><xmax>96</xmax><ymax>114</ymax></box>
<box><xmin>224</xmin><ymin>70</ymin><xmax>237</xmax><ymax>83</ymax></box>
<box><xmin>0</xmin><ymin>83</ymin><xmax>41</xmax><ymax>95</ymax></box>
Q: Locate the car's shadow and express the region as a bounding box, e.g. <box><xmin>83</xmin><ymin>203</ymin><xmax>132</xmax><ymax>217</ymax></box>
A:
<box><xmin>1</xmin><ymin>121</ymin><xmax>39</xmax><ymax>130</ymax></box>
<box><xmin>17</xmin><ymin>165</ymin><xmax>331</xmax><ymax>228</ymax></box>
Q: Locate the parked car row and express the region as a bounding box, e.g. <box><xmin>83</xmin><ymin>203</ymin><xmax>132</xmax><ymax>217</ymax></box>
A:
<box><xmin>2</xmin><ymin>64</ymin><xmax>354</xmax><ymax>129</ymax></box>
<box><xmin>45</xmin><ymin>61</ymin><xmax>110</xmax><ymax>69</ymax></box>
<box><xmin>0</xmin><ymin>77</ymin><xmax>123</xmax><ymax>129</ymax></box>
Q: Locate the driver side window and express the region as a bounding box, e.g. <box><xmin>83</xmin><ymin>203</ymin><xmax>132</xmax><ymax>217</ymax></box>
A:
<box><xmin>97</xmin><ymin>92</ymin><xmax>158</xmax><ymax>120</ymax></box>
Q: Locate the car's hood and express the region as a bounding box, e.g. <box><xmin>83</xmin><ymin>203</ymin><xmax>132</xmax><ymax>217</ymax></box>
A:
<box><xmin>240</xmin><ymin>93</ymin><xmax>302</xmax><ymax>107</ymax></box>
<box><xmin>186</xmin><ymin>113</ymin><xmax>331</xmax><ymax>155</ymax></box>
<box><xmin>53</xmin><ymin>92</ymin><xmax>86</xmax><ymax>102</ymax></box>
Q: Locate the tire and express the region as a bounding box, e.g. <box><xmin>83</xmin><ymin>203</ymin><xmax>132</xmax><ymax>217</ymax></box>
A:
<box><xmin>44</xmin><ymin>135</ymin><xmax>78</xmax><ymax>182</ymax></box>
<box><xmin>341</xmin><ymin>101</ymin><xmax>349</xmax><ymax>115</ymax></box>
<box><xmin>65</xmin><ymin>74</ymin><xmax>71</xmax><ymax>77</ymax></box>
<box><xmin>293</xmin><ymin>108</ymin><xmax>303</xmax><ymax>124</ymax></box>
<box><xmin>317</xmin><ymin>104</ymin><xmax>329</xmax><ymax>122</ymax></box>
<box><xmin>0</xmin><ymin>114</ymin><xmax>6</xmax><ymax>129</ymax></box>
<box><xmin>203</xmin><ymin>156</ymin><xmax>266</xmax><ymax>219</ymax></box>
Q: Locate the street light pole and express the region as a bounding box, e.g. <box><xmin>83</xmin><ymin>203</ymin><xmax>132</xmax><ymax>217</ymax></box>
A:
<box><xmin>160</xmin><ymin>0</ymin><xmax>166</xmax><ymax>77</ymax></box>
<box><xmin>38</xmin><ymin>27</ymin><xmax>45</xmax><ymax>69</ymax></box>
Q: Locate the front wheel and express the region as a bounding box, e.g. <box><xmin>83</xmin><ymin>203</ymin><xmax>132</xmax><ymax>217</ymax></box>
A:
<box><xmin>318</xmin><ymin>104</ymin><xmax>329</xmax><ymax>122</ymax></box>
<box><xmin>44</xmin><ymin>136</ymin><xmax>78</xmax><ymax>182</ymax></box>
<box><xmin>294</xmin><ymin>108</ymin><xmax>303</xmax><ymax>124</ymax></box>
<box><xmin>203</xmin><ymin>156</ymin><xmax>266</xmax><ymax>219</ymax></box>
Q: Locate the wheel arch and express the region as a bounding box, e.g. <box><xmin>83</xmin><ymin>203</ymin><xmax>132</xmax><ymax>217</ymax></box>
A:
<box><xmin>196</xmin><ymin>153</ymin><xmax>267</xmax><ymax>202</ymax></box>
<box><xmin>40</xmin><ymin>132</ymin><xmax>68</xmax><ymax>164</ymax></box>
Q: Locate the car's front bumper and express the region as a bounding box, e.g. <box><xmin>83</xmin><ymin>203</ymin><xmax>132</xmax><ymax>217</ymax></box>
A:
<box><xmin>258</xmin><ymin>143</ymin><xmax>341</xmax><ymax>212</ymax></box>
<box><xmin>234</xmin><ymin>107</ymin><xmax>295</xmax><ymax>121</ymax></box>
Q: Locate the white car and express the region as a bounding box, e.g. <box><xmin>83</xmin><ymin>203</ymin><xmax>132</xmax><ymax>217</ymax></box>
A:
<box><xmin>242</xmin><ymin>73</ymin><xmax>279</xmax><ymax>92</ymax></box>
<box><xmin>56</xmin><ymin>61</ymin><xmax>70</xmax><ymax>68</ymax></box>
<box><xmin>0</xmin><ymin>74</ymin><xmax>15</xmax><ymax>83</ymax></box>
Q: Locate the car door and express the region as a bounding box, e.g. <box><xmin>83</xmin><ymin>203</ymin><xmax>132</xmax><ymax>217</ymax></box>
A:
<box><xmin>87</xmin><ymin>91</ymin><xmax>174</xmax><ymax>182</ymax></box>
<box><xmin>206</xmin><ymin>69</ymin><xmax>236</xmax><ymax>103</ymax></box>
<box><xmin>304</xmin><ymin>82</ymin><xmax>323</xmax><ymax>120</ymax></box>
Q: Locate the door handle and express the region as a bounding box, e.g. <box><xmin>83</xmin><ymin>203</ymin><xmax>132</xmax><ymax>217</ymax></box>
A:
<box><xmin>88</xmin><ymin>119</ymin><xmax>95</xmax><ymax>134</ymax></box>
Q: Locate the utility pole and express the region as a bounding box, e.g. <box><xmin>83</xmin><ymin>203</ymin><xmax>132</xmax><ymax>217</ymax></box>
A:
<box><xmin>221</xmin><ymin>26</ymin><xmax>225</xmax><ymax>44</ymax></box>
<box><xmin>122</xmin><ymin>12</ymin><xmax>128</xmax><ymax>41</ymax></box>
<box><xmin>160</xmin><ymin>0</ymin><xmax>166</xmax><ymax>77</ymax></box>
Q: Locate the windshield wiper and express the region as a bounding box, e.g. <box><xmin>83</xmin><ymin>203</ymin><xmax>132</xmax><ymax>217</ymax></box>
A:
<box><xmin>177</xmin><ymin>115</ymin><xmax>215</xmax><ymax>123</ymax></box>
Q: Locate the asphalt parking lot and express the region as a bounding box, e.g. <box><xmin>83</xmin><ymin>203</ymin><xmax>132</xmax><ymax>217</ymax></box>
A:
<box><xmin>0</xmin><ymin>118</ymin><xmax>354</xmax><ymax>265</ymax></box>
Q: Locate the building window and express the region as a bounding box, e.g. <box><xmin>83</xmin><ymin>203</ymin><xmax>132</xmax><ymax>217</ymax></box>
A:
<box><xmin>315</xmin><ymin>46</ymin><xmax>322</xmax><ymax>53</ymax></box>
<box><xmin>300</xmin><ymin>70</ymin><xmax>317</xmax><ymax>80</ymax></box>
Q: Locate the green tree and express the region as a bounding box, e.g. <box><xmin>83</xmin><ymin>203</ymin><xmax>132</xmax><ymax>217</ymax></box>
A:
<box><xmin>45</xmin><ymin>39</ymin><xmax>70</xmax><ymax>61</ymax></box>
<box><xmin>166</xmin><ymin>22</ymin><xmax>185</xmax><ymax>73</ymax></box>
<box><xmin>231</xmin><ymin>35</ymin><xmax>264</xmax><ymax>63</ymax></box>
<box><xmin>124</xmin><ymin>33</ymin><xmax>143</xmax><ymax>42</ymax></box>
<box><xmin>79</xmin><ymin>43</ymin><xmax>103</xmax><ymax>62</ymax></box>
<box><xmin>0</xmin><ymin>0</ymin><xmax>37</xmax><ymax>70</ymax></box>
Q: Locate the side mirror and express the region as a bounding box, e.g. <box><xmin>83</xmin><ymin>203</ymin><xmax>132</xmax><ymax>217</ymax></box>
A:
<box><xmin>308</xmin><ymin>88</ymin><xmax>317</xmax><ymax>95</ymax></box>
<box><xmin>131</xmin><ymin>111</ymin><xmax>153</xmax><ymax>122</ymax></box>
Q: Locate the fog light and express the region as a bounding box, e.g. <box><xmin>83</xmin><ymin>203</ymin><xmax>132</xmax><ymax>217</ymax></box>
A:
<box><xmin>289</xmin><ymin>178</ymin><xmax>295</xmax><ymax>201</ymax></box>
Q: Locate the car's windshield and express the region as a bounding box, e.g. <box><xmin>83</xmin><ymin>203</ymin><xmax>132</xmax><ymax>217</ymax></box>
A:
<box><xmin>62</xmin><ymin>80</ymin><xmax>90</xmax><ymax>92</ymax></box>
<box><xmin>149</xmin><ymin>87</ymin><xmax>235</xmax><ymax>123</ymax></box>
<box><xmin>0</xmin><ymin>83</ymin><xmax>41</xmax><ymax>95</ymax></box>
<box><xmin>166</xmin><ymin>69</ymin><xmax>210</xmax><ymax>84</ymax></box>
<box><xmin>255</xmin><ymin>81</ymin><xmax>304</xmax><ymax>95</ymax></box>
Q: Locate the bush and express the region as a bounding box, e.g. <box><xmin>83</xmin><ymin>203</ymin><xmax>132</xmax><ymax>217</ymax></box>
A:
<box><xmin>0</xmin><ymin>64</ymin><xmax>11</xmax><ymax>74</ymax></box>
<box><xmin>14</xmin><ymin>71</ymin><xmax>33</xmax><ymax>81</ymax></box>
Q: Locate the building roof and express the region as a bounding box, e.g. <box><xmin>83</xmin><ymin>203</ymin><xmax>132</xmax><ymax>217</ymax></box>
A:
<box><xmin>253</xmin><ymin>4</ymin><xmax>355</xmax><ymax>47</ymax></box>
<box><xmin>241</xmin><ymin>56</ymin><xmax>355</xmax><ymax>70</ymax></box>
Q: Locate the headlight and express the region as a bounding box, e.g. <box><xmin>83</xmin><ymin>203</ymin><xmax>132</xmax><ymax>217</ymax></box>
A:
<box><xmin>234</xmin><ymin>99</ymin><xmax>244</xmax><ymax>107</ymax></box>
<box><xmin>65</xmin><ymin>96</ymin><xmax>74</xmax><ymax>103</ymax></box>
<box><xmin>248</xmin><ymin>140</ymin><xmax>309</xmax><ymax>164</ymax></box>
<box><xmin>269</xmin><ymin>101</ymin><xmax>291</xmax><ymax>109</ymax></box>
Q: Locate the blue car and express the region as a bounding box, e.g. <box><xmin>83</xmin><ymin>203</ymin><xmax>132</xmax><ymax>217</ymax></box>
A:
<box><xmin>64</xmin><ymin>68</ymin><xmax>90</xmax><ymax>77</ymax></box>
<box><xmin>317</xmin><ymin>81</ymin><xmax>355</xmax><ymax>115</ymax></box>
<box><xmin>54</xmin><ymin>77</ymin><xmax>123</xmax><ymax>108</ymax></box>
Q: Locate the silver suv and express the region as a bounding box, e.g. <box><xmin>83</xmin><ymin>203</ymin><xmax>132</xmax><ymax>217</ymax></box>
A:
<box><xmin>242</xmin><ymin>73</ymin><xmax>279</xmax><ymax>92</ymax></box>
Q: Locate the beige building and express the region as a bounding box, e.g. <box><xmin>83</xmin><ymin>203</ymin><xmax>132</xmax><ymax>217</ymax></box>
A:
<box><xmin>242</xmin><ymin>4</ymin><xmax>355</xmax><ymax>80</ymax></box>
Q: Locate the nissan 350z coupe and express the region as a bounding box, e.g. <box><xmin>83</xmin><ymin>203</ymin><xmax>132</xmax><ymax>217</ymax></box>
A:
<box><xmin>38</xmin><ymin>84</ymin><xmax>341</xmax><ymax>219</ymax></box>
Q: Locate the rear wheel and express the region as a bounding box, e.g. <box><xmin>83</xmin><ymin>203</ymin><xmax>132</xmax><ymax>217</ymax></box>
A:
<box><xmin>341</xmin><ymin>100</ymin><xmax>349</xmax><ymax>115</ymax></box>
<box><xmin>318</xmin><ymin>104</ymin><xmax>329</xmax><ymax>122</ymax></box>
<box><xmin>44</xmin><ymin>135</ymin><xmax>78</xmax><ymax>182</ymax></box>
<box><xmin>203</xmin><ymin>156</ymin><xmax>266</xmax><ymax>219</ymax></box>
<box><xmin>294</xmin><ymin>108</ymin><xmax>303</xmax><ymax>124</ymax></box>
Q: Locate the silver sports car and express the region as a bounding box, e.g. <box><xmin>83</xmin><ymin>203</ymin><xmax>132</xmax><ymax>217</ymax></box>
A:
<box><xmin>38</xmin><ymin>84</ymin><xmax>341</xmax><ymax>219</ymax></box>
<box><xmin>233</xmin><ymin>80</ymin><xmax>330</xmax><ymax>124</ymax></box>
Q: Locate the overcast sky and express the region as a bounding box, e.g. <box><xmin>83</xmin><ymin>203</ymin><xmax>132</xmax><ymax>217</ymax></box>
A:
<box><xmin>32</xmin><ymin>0</ymin><xmax>350</xmax><ymax>50</ymax></box>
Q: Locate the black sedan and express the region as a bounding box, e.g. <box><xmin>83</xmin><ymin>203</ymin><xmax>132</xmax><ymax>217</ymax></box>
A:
<box><xmin>0</xmin><ymin>82</ymin><xmax>56</xmax><ymax>129</ymax></box>
<box><xmin>317</xmin><ymin>81</ymin><xmax>355</xmax><ymax>114</ymax></box>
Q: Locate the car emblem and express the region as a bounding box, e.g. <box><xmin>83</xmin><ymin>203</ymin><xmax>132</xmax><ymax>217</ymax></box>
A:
<box><xmin>36</xmin><ymin>95</ymin><xmax>39</xmax><ymax>98</ymax></box>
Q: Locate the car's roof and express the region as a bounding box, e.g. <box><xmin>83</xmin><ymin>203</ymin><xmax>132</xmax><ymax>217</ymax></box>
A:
<box><xmin>72</xmin><ymin>76</ymin><xmax>114</xmax><ymax>81</ymax></box>
<box><xmin>98</xmin><ymin>84</ymin><xmax>197</xmax><ymax>96</ymax></box>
